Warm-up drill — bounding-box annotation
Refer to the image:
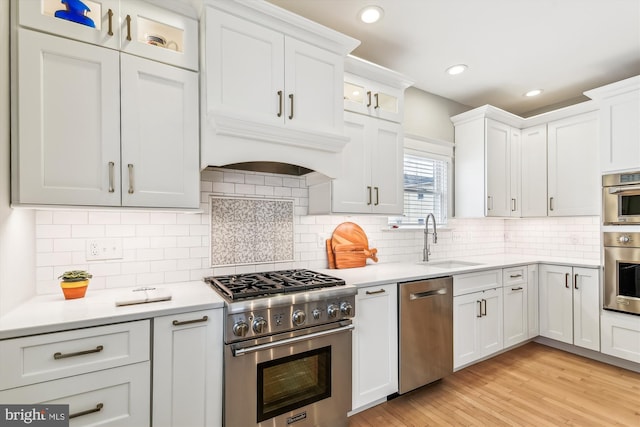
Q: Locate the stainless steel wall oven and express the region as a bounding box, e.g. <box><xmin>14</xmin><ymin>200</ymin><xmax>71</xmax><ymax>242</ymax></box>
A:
<box><xmin>603</xmin><ymin>232</ymin><xmax>640</xmax><ymax>315</ymax></box>
<box><xmin>603</xmin><ymin>171</ymin><xmax>640</xmax><ymax>224</ymax></box>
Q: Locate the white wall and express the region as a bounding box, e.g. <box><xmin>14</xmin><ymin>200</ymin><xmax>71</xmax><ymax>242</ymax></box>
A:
<box><xmin>404</xmin><ymin>87</ymin><xmax>470</xmax><ymax>142</ymax></box>
<box><xmin>30</xmin><ymin>168</ymin><xmax>599</xmax><ymax>295</ymax></box>
<box><xmin>0</xmin><ymin>1</ymin><xmax>36</xmax><ymax>316</ymax></box>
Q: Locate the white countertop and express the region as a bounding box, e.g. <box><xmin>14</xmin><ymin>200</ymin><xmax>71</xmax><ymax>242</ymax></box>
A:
<box><xmin>319</xmin><ymin>254</ymin><xmax>601</xmax><ymax>287</ymax></box>
<box><xmin>0</xmin><ymin>281</ymin><xmax>225</xmax><ymax>340</ymax></box>
<box><xmin>0</xmin><ymin>255</ymin><xmax>601</xmax><ymax>340</ymax></box>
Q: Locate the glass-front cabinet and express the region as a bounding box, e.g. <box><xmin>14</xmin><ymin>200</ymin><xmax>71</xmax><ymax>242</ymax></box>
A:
<box><xmin>344</xmin><ymin>73</ymin><xmax>403</xmax><ymax>122</ymax></box>
<box><xmin>17</xmin><ymin>0</ymin><xmax>197</xmax><ymax>70</ymax></box>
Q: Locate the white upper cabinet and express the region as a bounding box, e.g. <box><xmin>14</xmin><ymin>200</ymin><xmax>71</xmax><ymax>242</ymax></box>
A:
<box><xmin>520</xmin><ymin>124</ymin><xmax>548</xmax><ymax>217</ymax></box>
<box><xmin>547</xmin><ymin>111</ymin><xmax>600</xmax><ymax>216</ymax></box>
<box><xmin>343</xmin><ymin>55</ymin><xmax>412</xmax><ymax>123</ymax></box>
<box><xmin>452</xmin><ymin>103</ymin><xmax>599</xmax><ymax>218</ymax></box>
<box><xmin>17</xmin><ymin>0</ymin><xmax>198</xmax><ymax>70</ymax></box>
<box><xmin>453</xmin><ymin>110</ymin><xmax>522</xmax><ymax>218</ymax></box>
<box><xmin>200</xmin><ymin>0</ymin><xmax>359</xmax><ymax>178</ymax></box>
<box><xmin>585</xmin><ymin>75</ymin><xmax>640</xmax><ymax>173</ymax></box>
<box><xmin>12</xmin><ymin>1</ymin><xmax>200</xmax><ymax>208</ymax></box>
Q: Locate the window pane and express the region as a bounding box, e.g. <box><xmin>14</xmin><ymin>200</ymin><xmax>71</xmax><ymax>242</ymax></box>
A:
<box><xmin>390</xmin><ymin>153</ymin><xmax>448</xmax><ymax>225</ymax></box>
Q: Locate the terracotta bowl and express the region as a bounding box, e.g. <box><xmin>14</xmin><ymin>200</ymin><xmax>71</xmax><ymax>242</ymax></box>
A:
<box><xmin>60</xmin><ymin>279</ymin><xmax>89</xmax><ymax>299</ymax></box>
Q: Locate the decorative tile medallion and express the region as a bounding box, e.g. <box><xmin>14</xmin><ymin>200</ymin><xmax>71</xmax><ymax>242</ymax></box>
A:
<box><xmin>210</xmin><ymin>196</ymin><xmax>294</xmax><ymax>266</ymax></box>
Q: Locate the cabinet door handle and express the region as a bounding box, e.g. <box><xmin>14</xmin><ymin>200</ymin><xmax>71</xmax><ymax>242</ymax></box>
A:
<box><xmin>54</xmin><ymin>345</ymin><xmax>104</xmax><ymax>360</ymax></box>
<box><xmin>70</xmin><ymin>403</ymin><xmax>103</xmax><ymax>419</ymax></box>
<box><xmin>125</xmin><ymin>15</ymin><xmax>132</xmax><ymax>41</ymax></box>
<box><xmin>127</xmin><ymin>164</ymin><xmax>134</xmax><ymax>194</ymax></box>
<box><xmin>108</xmin><ymin>161</ymin><xmax>115</xmax><ymax>193</ymax></box>
<box><xmin>565</xmin><ymin>272</ymin><xmax>569</xmax><ymax>288</ymax></box>
<box><xmin>277</xmin><ymin>90</ymin><xmax>283</xmax><ymax>117</ymax></box>
<box><xmin>367</xmin><ymin>186</ymin><xmax>372</xmax><ymax>205</ymax></box>
<box><xmin>574</xmin><ymin>273</ymin><xmax>579</xmax><ymax>290</ymax></box>
<box><xmin>477</xmin><ymin>300</ymin><xmax>482</xmax><ymax>318</ymax></box>
<box><xmin>288</xmin><ymin>94</ymin><xmax>294</xmax><ymax>120</ymax></box>
<box><xmin>366</xmin><ymin>91</ymin><xmax>372</xmax><ymax>107</ymax></box>
<box><xmin>487</xmin><ymin>196</ymin><xmax>493</xmax><ymax>211</ymax></box>
<box><xmin>510</xmin><ymin>274</ymin><xmax>522</xmax><ymax>278</ymax></box>
<box><xmin>481</xmin><ymin>299</ymin><xmax>487</xmax><ymax>316</ymax></box>
<box><xmin>511</xmin><ymin>198</ymin><xmax>517</xmax><ymax>212</ymax></box>
<box><xmin>374</xmin><ymin>187</ymin><xmax>379</xmax><ymax>206</ymax></box>
<box><xmin>549</xmin><ymin>197</ymin><xmax>554</xmax><ymax>211</ymax></box>
<box><xmin>107</xmin><ymin>9</ymin><xmax>114</xmax><ymax>36</ymax></box>
<box><xmin>374</xmin><ymin>92</ymin><xmax>380</xmax><ymax>109</ymax></box>
<box><xmin>511</xmin><ymin>287</ymin><xmax>523</xmax><ymax>291</ymax></box>
<box><xmin>365</xmin><ymin>289</ymin><xmax>386</xmax><ymax>295</ymax></box>
<box><xmin>172</xmin><ymin>315</ymin><xmax>209</xmax><ymax>326</ymax></box>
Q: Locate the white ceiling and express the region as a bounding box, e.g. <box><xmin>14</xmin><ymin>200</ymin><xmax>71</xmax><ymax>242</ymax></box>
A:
<box><xmin>267</xmin><ymin>0</ymin><xmax>640</xmax><ymax>116</ymax></box>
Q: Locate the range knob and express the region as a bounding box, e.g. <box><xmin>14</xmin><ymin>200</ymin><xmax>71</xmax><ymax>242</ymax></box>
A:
<box><xmin>340</xmin><ymin>302</ymin><xmax>353</xmax><ymax>316</ymax></box>
<box><xmin>292</xmin><ymin>310</ymin><xmax>306</xmax><ymax>326</ymax></box>
<box><xmin>312</xmin><ymin>309</ymin><xmax>322</xmax><ymax>320</ymax></box>
<box><xmin>252</xmin><ymin>317</ymin><xmax>267</xmax><ymax>334</ymax></box>
<box><xmin>619</xmin><ymin>235</ymin><xmax>632</xmax><ymax>244</ymax></box>
<box><xmin>232</xmin><ymin>320</ymin><xmax>249</xmax><ymax>337</ymax></box>
<box><xmin>327</xmin><ymin>304</ymin><xmax>339</xmax><ymax>318</ymax></box>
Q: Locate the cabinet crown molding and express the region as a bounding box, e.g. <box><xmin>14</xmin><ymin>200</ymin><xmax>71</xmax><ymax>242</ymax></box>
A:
<box><xmin>345</xmin><ymin>55</ymin><xmax>414</xmax><ymax>89</ymax></box>
<box><xmin>584</xmin><ymin>75</ymin><xmax>640</xmax><ymax>101</ymax></box>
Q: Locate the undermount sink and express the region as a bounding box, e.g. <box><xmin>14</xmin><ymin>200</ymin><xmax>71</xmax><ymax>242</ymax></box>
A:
<box><xmin>419</xmin><ymin>260</ymin><xmax>483</xmax><ymax>269</ymax></box>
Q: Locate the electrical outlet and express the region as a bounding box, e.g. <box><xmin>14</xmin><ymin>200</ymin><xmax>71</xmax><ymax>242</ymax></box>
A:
<box><xmin>86</xmin><ymin>238</ymin><xmax>123</xmax><ymax>261</ymax></box>
<box><xmin>452</xmin><ymin>231</ymin><xmax>464</xmax><ymax>242</ymax></box>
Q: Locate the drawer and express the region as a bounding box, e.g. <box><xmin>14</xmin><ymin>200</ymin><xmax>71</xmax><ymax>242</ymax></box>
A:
<box><xmin>503</xmin><ymin>266</ymin><xmax>527</xmax><ymax>287</ymax></box>
<box><xmin>0</xmin><ymin>362</ymin><xmax>150</xmax><ymax>427</ymax></box>
<box><xmin>0</xmin><ymin>320</ymin><xmax>150</xmax><ymax>389</ymax></box>
<box><xmin>453</xmin><ymin>269</ymin><xmax>502</xmax><ymax>296</ymax></box>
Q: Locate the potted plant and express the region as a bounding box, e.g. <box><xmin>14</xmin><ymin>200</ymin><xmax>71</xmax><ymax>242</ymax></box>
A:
<box><xmin>58</xmin><ymin>270</ymin><xmax>92</xmax><ymax>299</ymax></box>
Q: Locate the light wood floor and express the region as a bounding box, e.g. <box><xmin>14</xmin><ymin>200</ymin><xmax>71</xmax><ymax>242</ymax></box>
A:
<box><xmin>349</xmin><ymin>342</ymin><xmax>640</xmax><ymax>427</ymax></box>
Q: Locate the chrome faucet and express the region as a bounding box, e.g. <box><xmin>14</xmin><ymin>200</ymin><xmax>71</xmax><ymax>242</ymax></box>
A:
<box><xmin>423</xmin><ymin>213</ymin><xmax>438</xmax><ymax>262</ymax></box>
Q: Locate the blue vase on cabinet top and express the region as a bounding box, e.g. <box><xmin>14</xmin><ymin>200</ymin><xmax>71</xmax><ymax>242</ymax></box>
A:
<box><xmin>54</xmin><ymin>0</ymin><xmax>96</xmax><ymax>28</ymax></box>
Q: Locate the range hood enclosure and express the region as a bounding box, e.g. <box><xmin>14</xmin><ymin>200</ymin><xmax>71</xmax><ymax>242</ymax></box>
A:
<box><xmin>199</xmin><ymin>0</ymin><xmax>360</xmax><ymax>179</ymax></box>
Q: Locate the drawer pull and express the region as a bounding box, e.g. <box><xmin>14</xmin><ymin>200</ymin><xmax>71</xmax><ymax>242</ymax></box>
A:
<box><xmin>172</xmin><ymin>315</ymin><xmax>209</xmax><ymax>326</ymax></box>
<box><xmin>365</xmin><ymin>289</ymin><xmax>386</xmax><ymax>295</ymax></box>
<box><xmin>510</xmin><ymin>274</ymin><xmax>522</xmax><ymax>278</ymax></box>
<box><xmin>53</xmin><ymin>345</ymin><xmax>104</xmax><ymax>360</ymax></box>
<box><xmin>70</xmin><ymin>403</ymin><xmax>103</xmax><ymax>419</ymax></box>
<box><xmin>511</xmin><ymin>287</ymin><xmax>523</xmax><ymax>291</ymax></box>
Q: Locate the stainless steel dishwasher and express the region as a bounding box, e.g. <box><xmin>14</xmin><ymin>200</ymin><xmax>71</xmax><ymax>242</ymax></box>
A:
<box><xmin>398</xmin><ymin>276</ymin><xmax>453</xmax><ymax>394</ymax></box>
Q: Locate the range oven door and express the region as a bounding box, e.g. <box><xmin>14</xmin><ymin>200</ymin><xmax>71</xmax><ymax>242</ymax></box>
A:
<box><xmin>604</xmin><ymin>243</ymin><xmax>640</xmax><ymax>315</ymax></box>
<box><xmin>224</xmin><ymin>321</ymin><xmax>353</xmax><ymax>427</ymax></box>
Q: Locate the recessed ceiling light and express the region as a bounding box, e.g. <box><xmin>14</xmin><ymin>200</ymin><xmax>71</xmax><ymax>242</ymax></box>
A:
<box><xmin>359</xmin><ymin>6</ymin><xmax>384</xmax><ymax>24</ymax></box>
<box><xmin>445</xmin><ymin>64</ymin><xmax>468</xmax><ymax>75</ymax></box>
<box><xmin>524</xmin><ymin>89</ymin><xmax>543</xmax><ymax>97</ymax></box>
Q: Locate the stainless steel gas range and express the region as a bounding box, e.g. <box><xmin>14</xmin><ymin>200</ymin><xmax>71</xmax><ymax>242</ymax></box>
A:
<box><xmin>204</xmin><ymin>269</ymin><xmax>356</xmax><ymax>427</ymax></box>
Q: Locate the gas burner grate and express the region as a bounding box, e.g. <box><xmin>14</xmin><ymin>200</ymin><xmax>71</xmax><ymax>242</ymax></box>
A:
<box><xmin>204</xmin><ymin>269</ymin><xmax>345</xmax><ymax>301</ymax></box>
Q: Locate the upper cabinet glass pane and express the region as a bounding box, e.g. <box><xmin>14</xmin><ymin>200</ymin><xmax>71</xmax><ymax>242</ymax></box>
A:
<box><xmin>344</xmin><ymin>82</ymin><xmax>365</xmax><ymax>104</ymax></box>
<box><xmin>136</xmin><ymin>16</ymin><xmax>184</xmax><ymax>53</ymax></box>
<box><xmin>377</xmin><ymin>93</ymin><xmax>398</xmax><ymax>114</ymax></box>
<box><xmin>42</xmin><ymin>0</ymin><xmax>102</xmax><ymax>30</ymax></box>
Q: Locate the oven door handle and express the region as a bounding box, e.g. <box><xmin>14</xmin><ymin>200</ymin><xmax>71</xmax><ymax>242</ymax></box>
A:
<box><xmin>608</xmin><ymin>184</ymin><xmax>640</xmax><ymax>195</ymax></box>
<box><xmin>233</xmin><ymin>324</ymin><xmax>354</xmax><ymax>357</ymax></box>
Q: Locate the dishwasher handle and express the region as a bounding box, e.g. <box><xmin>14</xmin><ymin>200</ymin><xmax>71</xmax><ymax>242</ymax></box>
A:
<box><xmin>410</xmin><ymin>287</ymin><xmax>448</xmax><ymax>300</ymax></box>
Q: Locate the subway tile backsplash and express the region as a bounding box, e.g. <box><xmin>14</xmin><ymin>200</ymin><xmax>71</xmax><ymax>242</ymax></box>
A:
<box><xmin>33</xmin><ymin>169</ymin><xmax>601</xmax><ymax>295</ymax></box>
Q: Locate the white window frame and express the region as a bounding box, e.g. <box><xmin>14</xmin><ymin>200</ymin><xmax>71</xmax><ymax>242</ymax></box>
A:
<box><xmin>389</xmin><ymin>135</ymin><xmax>453</xmax><ymax>228</ymax></box>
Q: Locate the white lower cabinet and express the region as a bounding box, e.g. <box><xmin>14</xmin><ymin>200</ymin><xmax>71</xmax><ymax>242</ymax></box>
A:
<box><xmin>539</xmin><ymin>264</ymin><xmax>600</xmax><ymax>351</ymax></box>
<box><xmin>527</xmin><ymin>264</ymin><xmax>540</xmax><ymax>338</ymax></box>
<box><xmin>600</xmin><ymin>310</ymin><xmax>640</xmax><ymax>363</ymax></box>
<box><xmin>503</xmin><ymin>266</ymin><xmax>528</xmax><ymax>348</ymax></box>
<box><xmin>0</xmin><ymin>320</ymin><xmax>151</xmax><ymax>426</ymax></box>
<box><xmin>351</xmin><ymin>283</ymin><xmax>398</xmax><ymax>412</ymax></box>
<box><xmin>0</xmin><ymin>363</ymin><xmax>150</xmax><ymax>426</ymax></box>
<box><xmin>453</xmin><ymin>270</ymin><xmax>503</xmax><ymax>369</ymax></box>
<box><xmin>153</xmin><ymin>309</ymin><xmax>223</xmax><ymax>427</ymax></box>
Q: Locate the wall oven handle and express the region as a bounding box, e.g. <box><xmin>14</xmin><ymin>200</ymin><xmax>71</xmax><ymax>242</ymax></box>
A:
<box><xmin>608</xmin><ymin>184</ymin><xmax>640</xmax><ymax>195</ymax></box>
<box><xmin>233</xmin><ymin>324</ymin><xmax>354</xmax><ymax>357</ymax></box>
